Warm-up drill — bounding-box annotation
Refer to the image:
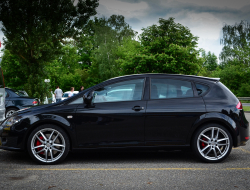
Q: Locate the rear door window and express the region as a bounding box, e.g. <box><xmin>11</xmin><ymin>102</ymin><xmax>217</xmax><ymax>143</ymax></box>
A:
<box><xmin>151</xmin><ymin>78</ymin><xmax>194</xmax><ymax>99</ymax></box>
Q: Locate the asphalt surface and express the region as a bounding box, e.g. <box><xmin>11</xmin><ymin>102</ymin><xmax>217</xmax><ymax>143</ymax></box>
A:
<box><xmin>1</xmin><ymin>115</ymin><xmax>250</xmax><ymax>190</ymax></box>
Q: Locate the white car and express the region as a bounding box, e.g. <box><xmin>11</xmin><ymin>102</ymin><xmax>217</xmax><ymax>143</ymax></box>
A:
<box><xmin>62</xmin><ymin>91</ymin><xmax>79</xmax><ymax>100</ymax></box>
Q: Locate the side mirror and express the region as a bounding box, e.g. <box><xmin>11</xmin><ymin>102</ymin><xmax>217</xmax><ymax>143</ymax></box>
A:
<box><xmin>83</xmin><ymin>91</ymin><xmax>95</xmax><ymax>107</ymax></box>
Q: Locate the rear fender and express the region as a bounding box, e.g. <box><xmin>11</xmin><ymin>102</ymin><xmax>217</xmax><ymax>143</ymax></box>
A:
<box><xmin>187</xmin><ymin>112</ymin><xmax>239</xmax><ymax>147</ymax></box>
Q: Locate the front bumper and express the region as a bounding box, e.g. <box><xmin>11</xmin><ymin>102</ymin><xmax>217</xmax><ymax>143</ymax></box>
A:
<box><xmin>0</xmin><ymin>125</ymin><xmax>22</xmax><ymax>151</ymax></box>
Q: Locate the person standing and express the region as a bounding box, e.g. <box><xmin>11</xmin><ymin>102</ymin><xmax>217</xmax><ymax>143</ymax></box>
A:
<box><xmin>79</xmin><ymin>86</ymin><xmax>84</xmax><ymax>92</ymax></box>
<box><xmin>54</xmin><ymin>86</ymin><xmax>63</xmax><ymax>102</ymax></box>
<box><xmin>50</xmin><ymin>89</ymin><xmax>56</xmax><ymax>103</ymax></box>
<box><xmin>68</xmin><ymin>87</ymin><xmax>74</xmax><ymax>98</ymax></box>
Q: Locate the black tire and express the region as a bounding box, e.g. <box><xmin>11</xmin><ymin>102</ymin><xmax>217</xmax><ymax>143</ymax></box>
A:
<box><xmin>192</xmin><ymin>123</ymin><xmax>233</xmax><ymax>163</ymax></box>
<box><xmin>5</xmin><ymin>108</ymin><xmax>18</xmax><ymax>117</ymax></box>
<box><xmin>27</xmin><ymin>124</ymin><xmax>70</xmax><ymax>165</ymax></box>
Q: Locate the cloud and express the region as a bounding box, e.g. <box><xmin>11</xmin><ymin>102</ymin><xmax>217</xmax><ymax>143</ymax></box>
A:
<box><xmin>128</xmin><ymin>17</ymin><xmax>141</xmax><ymax>25</ymax></box>
<box><xmin>97</xmin><ymin>0</ymin><xmax>250</xmax><ymax>59</ymax></box>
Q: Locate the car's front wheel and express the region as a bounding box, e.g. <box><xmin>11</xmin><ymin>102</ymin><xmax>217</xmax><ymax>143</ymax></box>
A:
<box><xmin>5</xmin><ymin>108</ymin><xmax>18</xmax><ymax>117</ymax></box>
<box><xmin>27</xmin><ymin>125</ymin><xmax>70</xmax><ymax>164</ymax></box>
<box><xmin>192</xmin><ymin>124</ymin><xmax>233</xmax><ymax>163</ymax></box>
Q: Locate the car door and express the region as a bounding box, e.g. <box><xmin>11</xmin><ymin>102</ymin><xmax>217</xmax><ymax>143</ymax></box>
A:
<box><xmin>145</xmin><ymin>77</ymin><xmax>206</xmax><ymax>145</ymax></box>
<box><xmin>73</xmin><ymin>78</ymin><xmax>147</xmax><ymax>148</ymax></box>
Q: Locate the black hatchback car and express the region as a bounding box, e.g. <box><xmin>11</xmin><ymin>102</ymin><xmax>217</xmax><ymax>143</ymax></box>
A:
<box><xmin>5</xmin><ymin>87</ymin><xmax>39</xmax><ymax>117</ymax></box>
<box><xmin>0</xmin><ymin>74</ymin><xmax>249</xmax><ymax>164</ymax></box>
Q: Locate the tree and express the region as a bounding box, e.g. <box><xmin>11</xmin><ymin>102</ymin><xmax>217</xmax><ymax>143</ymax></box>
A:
<box><xmin>46</xmin><ymin>44</ymin><xmax>81</xmax><ymax>91</ymax></box>
<box><xmin>118</xmin><ymin>17</ymin><xmax>203</xmax><ymax>75</ymax></box>
<box><xmin>220</xmin><ymin>20</ymin><xmax>250</xmax><ymax>66</ymax></box>
<box><xmin>77</xmin><ymin>15</ymin><xmax>136</xmax><ymax>81</ymax></box>
<box><xmin>0</xmin><ymin>0</ymin><xmax>99</xmax><ymax>100</ymax></box>
<box><xmin>211</xmin><ymin>65</ymin><xmax>250</xmax><ymax>95</ymax></box>
<box><xmin>201</xmin><ymin>50</ymin><xmax>218</xmax><ymax>71</ymax></box>
<box><xmin>0</xmin><ymin>49</ymin><xmax>26</xmax><ymax>90</ymax></box>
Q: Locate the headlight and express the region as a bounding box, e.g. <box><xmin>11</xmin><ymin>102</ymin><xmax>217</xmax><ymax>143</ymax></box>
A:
<box><xmin>3</xmin><ymin>116</ymin><xmax>23</xmax><ymax>127</ymax></box>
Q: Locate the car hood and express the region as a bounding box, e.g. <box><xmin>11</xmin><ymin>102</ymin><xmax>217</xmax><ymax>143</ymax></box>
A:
<box><xmin>15</xmin><ymin>103</ymin><xmax>59</xmax><ymax>115</ymax></box>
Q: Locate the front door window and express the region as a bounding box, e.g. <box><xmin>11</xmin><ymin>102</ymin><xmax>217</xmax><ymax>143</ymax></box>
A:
<box><xmin>93</xmin><ymin>79</ymin><xmax>145</xmax><ymax>103</ymax></box>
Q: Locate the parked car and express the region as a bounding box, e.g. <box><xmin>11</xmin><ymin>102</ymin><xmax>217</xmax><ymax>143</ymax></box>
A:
<box><xmin>0</xmin><ymin>74</ymin><xmax>249</xmax><ymax>164</ymax></box>
<box><xmin>61</xmin><ymin>91</ymin><xmax>79</xmax><ymax>100</ymax></box>
<box><xmin>5</xmin><ymin>87</ymin><xmax>39</xmax><ymax>117</ymax></box>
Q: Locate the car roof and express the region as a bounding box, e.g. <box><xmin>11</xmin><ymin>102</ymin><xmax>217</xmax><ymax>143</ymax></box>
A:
<box><xmin>105</xmin><ymin>73</ymin><xmax>220</xmax><ymax>83</ymax></box>
<box><xmin>64</xmin><ymin>91</ymin><xmax>79</xmax><ymax>93</ymax></box>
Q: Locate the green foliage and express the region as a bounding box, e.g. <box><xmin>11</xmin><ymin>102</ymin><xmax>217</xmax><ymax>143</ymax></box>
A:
<box><xmin>238</xmin><ymin>83</ymin><xmax>250</xmax><ymax>97</ymax></box>
<box><xmin>220</xmin><ymin>20</ymin><xmax>250</xmax><ymax>66</ymax></box>
<box><xmin>201</xmin><ymin>50</ymin><xmax>218</xmax><ymax>71</ymax></box>
<box><xmin>118</xmin><ymin>17</ymin><xmax>203</xmax><ymax>75</ymax></box>
<box><xmin>0</xmin><ymin>0</ymin><xmax>99</xmax><ymax>100</ymax></box>
<box><xmin>243</xmin><ymin>106</ymin><xmax>250</xmax><ymax>112</ymax></box>
<box><xmin>79</xmin><ymin>15</ymin><xmax>137</xmax><ymax>82</ymax></box>
<box><xmin>47</xmin><ymin>45</ymin><xmax>82</xmax><ymax>92</ymax></box>
<box><xmin>0</xmin><ymin>50</ymin><xmax>26</xmax><ymax>90</ymax></box>
<box><xmin>58</xmin><ymin>73</ymin><xmax>83</xmax><ymax>92</ymax></box>
<box><xmin>211</xmin><ymin>65</ymin><xmax>250</xmax><ymax>95</ymax></box>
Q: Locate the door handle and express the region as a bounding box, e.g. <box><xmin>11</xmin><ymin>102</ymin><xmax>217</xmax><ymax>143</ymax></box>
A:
<box><xmin>132</xmin><ymin>106</ymin><xmax>144</xmax><ymax>111</ymax></box>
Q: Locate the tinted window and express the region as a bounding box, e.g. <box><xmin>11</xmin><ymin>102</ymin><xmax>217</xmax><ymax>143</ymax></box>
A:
<box><xmin>151</xmin><ymin>78</ymin><xmax>193</xmax><ymax>99</ymax></box>
<box><xmin>195</xmin><ymin>83</ymin><xmax>209</xmax><ymax>96</ymax></box>
<box><xmin>15</xmin><ymin>91</ymin><xmax>29</xmax><ymax>97</ymax></box>
<box><xmin>69</xmin><ymin>96</ymin><xmax>83</xmax><ymax>104</ymax></box>
<box><xmin>5</xmin><ymin>91</ymin><xmax>8</xmax><ymax>98</ymax></box>
<box><xmin>93</xmin><ymin>79</ymin><xmax>144</xmax><ymax>103</ymax></box>
<box><xmin>63</xmin><ymin>93</ymin><xmax>69</xmax><ymax>97</ymax></box>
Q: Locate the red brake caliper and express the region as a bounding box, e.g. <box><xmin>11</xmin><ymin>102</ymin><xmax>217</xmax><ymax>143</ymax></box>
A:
<box><xmin>201</xmin><ymin>137</ymin><xmax>207</xmax><ymax>148</ymax></box>
<box><xmin>36</xmin><ymin>136</ymin><xmax>44</xmax><ymax>154</ymax></box>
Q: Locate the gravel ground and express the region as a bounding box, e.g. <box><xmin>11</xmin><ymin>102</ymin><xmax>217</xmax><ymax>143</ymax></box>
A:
<box><xmin>0</xmin><ymin>114</ymin><xmax>250</xmax><ymax>190</ymax></box>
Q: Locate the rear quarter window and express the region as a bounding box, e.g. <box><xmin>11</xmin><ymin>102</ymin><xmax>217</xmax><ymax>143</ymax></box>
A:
<box><xmin>195</xmin><ymin>83</ymin><xmax>209</xmax><ymax>96</ymax></box>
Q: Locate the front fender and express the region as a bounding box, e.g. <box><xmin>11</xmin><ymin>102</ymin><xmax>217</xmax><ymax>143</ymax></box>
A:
<box><xmin>18</xmin><ymin>113</ymin><xmax>77</xmax><ymax>150</ymax></box>
<box><xmin>187</xmin><ymin>112</ymin><xmax>239</xmax><ymax>147</ymax></box>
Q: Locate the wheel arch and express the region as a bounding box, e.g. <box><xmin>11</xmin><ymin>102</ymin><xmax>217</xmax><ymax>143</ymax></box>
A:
<box><xmin>6</xmin><ymin>106</ymin><xmax>19</xmax><ymax>111</ymax></box>
<box><xmin>23</xmin><ymin>120</ymin><xmax>74</xmax><ymax>151</ymax></box>
<box><xmin>188</xmin><ymin>114</ymin><xmax>238</xmax><ymax>147</ymax></box>
<box><xmin>5</xmin><ymin>106</ymin><xmax>19</xmax><ymax>117</ymax></box>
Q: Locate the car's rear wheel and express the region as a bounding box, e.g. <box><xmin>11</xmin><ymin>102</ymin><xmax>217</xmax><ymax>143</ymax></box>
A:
<box><xmin>5</xmin><ymin>108</ymin><xmax>18</xmax><ymax>117</ymax></box>
<box><xmin>27</xmin><ymin>125</ymin><xmax>70</xmax><ymax>164</ymax></box>
<box><xmin>192</xmin><ymin>124</ymin><xmax>232</xmax><ymax>163</ymax></box>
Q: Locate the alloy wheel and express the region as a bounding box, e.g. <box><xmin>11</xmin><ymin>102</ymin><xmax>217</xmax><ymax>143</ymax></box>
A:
<box><xmin>31</xmin><ymin>128</ymin><xmax>66</xmax><ymax>163</ymax></box>
<box><xmin>6</xmin><ymin>109</ymin><xmax>17</xmax><ymax>117</ymax></box>
<box><xmin>197</xmin><ymin>127</ymin><xmax>230</xmax><ymax>161</ymax></box>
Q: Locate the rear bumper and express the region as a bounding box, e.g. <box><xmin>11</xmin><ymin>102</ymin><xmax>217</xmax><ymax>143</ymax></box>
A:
<box><xmin>236</xmin><ymin>110</ymin><xmax>249</xmax><ymax>147</ymax></box>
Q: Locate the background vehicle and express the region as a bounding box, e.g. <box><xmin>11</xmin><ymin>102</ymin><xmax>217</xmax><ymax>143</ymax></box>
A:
<box><xmin>0</xmin><ymin>67</ymin><xmax>5</xmax><ymax>122</ymax></box>
<box><xmin>61</xmin><ymin>91</ymin><xmax>79</xmax><ymax>100</ymax></box>
<box><xmin>0</xmin><ymin>74</ymin><xmax>249</xmax><ymax>164</ymax></box>
<box><xmin>5</xmin><ymin>87</ymin><xmax>39</xmax><ymax>117</ymax></box>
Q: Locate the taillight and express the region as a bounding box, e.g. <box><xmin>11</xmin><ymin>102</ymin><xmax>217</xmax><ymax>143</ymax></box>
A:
<box><xmin>245</xmin><ymin>137</ymin><xmax>249</xmax><ymax>140</ymax></box>
<box><xmin>236</xmin><ymin>102</ymin><xmax>243</xmax><ymax>110</ymax></box>
<box><xmin>33</xmin><ymin>100</ymin><xmax>38</xmax><ymax>105</ymax></box>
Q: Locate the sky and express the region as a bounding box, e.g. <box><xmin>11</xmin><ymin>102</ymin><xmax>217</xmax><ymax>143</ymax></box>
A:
<box><xmin>1</xmin><ymin>0</ymin><xmax>250</xmax><ymax>61</ymax></box>
<box><xmin>96</xmin><ymin>0</ymin><xmax>250</xmax><ymax>61</ymax></box>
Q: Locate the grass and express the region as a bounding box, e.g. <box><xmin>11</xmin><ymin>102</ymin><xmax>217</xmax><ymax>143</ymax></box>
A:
<box><xmin>243</xmin><ymin>106</ymin><xmax>250</xmax><ymax>112</ymax></box>
<box><xmin>240</xmin><ymin>100</ymin><xmax>250</xmax><ymax>103</ymax></box>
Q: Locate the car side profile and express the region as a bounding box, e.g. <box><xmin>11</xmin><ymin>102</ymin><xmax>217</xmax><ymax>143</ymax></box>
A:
<box><xmin>0</xmin><ymin>74</ymin><xmax>249</xmax><ymax>164</ymax></box>
<box><xmin>5</xmin><ymin>87</ymin><xmax>39</xmax><ymax>117</ymax></box>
